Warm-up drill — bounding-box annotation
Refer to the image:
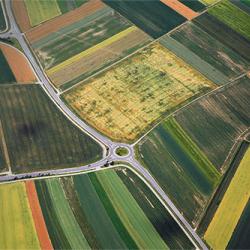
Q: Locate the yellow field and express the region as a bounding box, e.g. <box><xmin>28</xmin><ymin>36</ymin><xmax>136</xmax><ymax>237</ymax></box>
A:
<box><xmin>0</xmin><ymin>182</ymin><xmax>40</xmax><ymax>249</ymax></box>
<box><xmin>204</xmin><ymin>147</ymin><xmax>250</xmax><ymax>249</ymax></box>
<box><xmin>64</xmin><ymin>43</ymin><xmax>215</xmax><ymax>142</ymax></box>
<box><xmin>201</xmin><ymin>0</ymin><xmax>218</xmax><ymax>5</ymax></box>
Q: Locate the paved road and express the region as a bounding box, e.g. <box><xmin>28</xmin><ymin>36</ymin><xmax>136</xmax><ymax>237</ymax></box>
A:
<box><xmin>0</xmin><ymin>2</ymin><xmax>208</xmax><ymax>249</ymax></box>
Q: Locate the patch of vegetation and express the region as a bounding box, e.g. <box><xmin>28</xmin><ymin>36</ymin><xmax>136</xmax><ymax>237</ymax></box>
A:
<box><xmin>115</xmin><ymin>147</ymin><xmax>129</xmax><ymax>157</ymax></box>
<box><xmin>0</xmin><ymin>49</ymin><xmax>16</xmax><ymax>84</ymax></box>
<box><xmin>0</xmin><ymin>1</ymin><xmax>6</xmax><ymax>31</ymax></box>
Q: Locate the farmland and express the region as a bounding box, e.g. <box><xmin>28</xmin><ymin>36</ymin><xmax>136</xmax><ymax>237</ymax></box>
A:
<box><xmin>204</xmin><ymin>146</ymin><xmax>250</xmax><ymax>249</ymax></box>
<box><xmin>35</xmin><ymin>168</ymin><xmax>194</xmax><ymax>249</ymax></box>
<box><xmin>208</xmin><ymin>0</ymin><xmax>250</xmax><ymax>40</ymax></box>
<box><xmin>136</xmin><ymin>117</ymin><xmax>220</xmax><ymax>225</ymax></box>
<box><xmin>63</xmin><ymin>43</ymin><xmax>215</xmax><ymax>142</ymax></box>
<box><xmin>0</xmin><ymin>182</ymin><xmax>40</xmax><ymax>249</ymax></box>
<box><xmin>179</xmin><ymin>0</ymin><xmax>205</xmax><ymax>12</ymax></box>
<box><xmin>0</xmin><ymin>49</ymin><xmax>16</xmax><ymax>84</ymax></box>
<box><xmin>0</xmin><ymin>120</ymin><xmax>9</xmax><ymax>172</ymax></box>
<box><xmin>103</xmin><ymin>0</ymin><xmax>186</xmax><ymax>38</ymax></box>
<box><xmin>0</xmin><ymin>1</ymin><xmax>6</xmax><ymax>32</ymax></box>
<box><xmin>231</xmin><ymin>0</ymin><xmax>250</xmax><ymax>14</ymax></box>
<box><xmin>175</xmin><ymin>76</ymin><xmax>250</xmax><ymax>169</ymax></box>
<box><xmin>0</xmin><ymin>84</ymin><xmax>102</xmax><ymax>173</ymax></box>
<box><xmin>168</xmin><ymin>22</ymin><xmax>249</xmax><ymax>82</ymax></box>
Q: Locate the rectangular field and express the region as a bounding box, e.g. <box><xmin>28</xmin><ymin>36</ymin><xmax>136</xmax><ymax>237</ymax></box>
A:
<box><xmin>179</xmin><ymin>0</ymin><xmax>205</xmax><ymax>12</ymax></box>
<box><xmin>35</xmin><ymin>168</ymin><xmax>194</xmax><ymax>249</ymax></box>
<box><xmin>136</xmin><ymin>117</ymin><xmax>220</xmax><ymax>225</ymax></box>
<box><xmin>175</xmin><ymin>76</ymin><xmax>250</xmax><ymax>169</ymax></box>
<box><xmin>0</xmin><ymin>84</ymin><xmax>102</xmax><ymax>173</ymax></box>
<box><xmin>103</xmin><ymin>0</ymin><xmax>186</xmax><ymax>38</ymax></box>
<box><xmin>63</xmin><ymin>43</ymin><xmax>216</xmax><ymax>142</ymax></box>
<box><xmin>0</xmin><ymin>182</ymin><xmax>40</xmax><ymax>249</ymax></box>
<box><xmin>204</xmin><ymin>146</ymin><xmax>250</xmax><ymax>249</ymax></box>
<box><xmin>0</xmin><ymin>49</ymin><xmax>16</xmax><ymax>84</ymax></box>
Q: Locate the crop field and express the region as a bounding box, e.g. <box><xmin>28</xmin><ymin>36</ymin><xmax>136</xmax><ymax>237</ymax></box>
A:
<box><xmin>56</xmin><ymin>0</ymin><xmax>88</xmax><ymax>14</ymax></box>
<box><xmin>0</xmin><ymin>84</ymin><xmax>102</xmax><ymax>173</ymax></box>
<box><xmin>168</xmin><ymin>22</ymin><xmax>249</xmax><ymax>82</ymax></box>
<box><xmin>227</xmin><ymin>198</ymin><xmax>250</xmax><ymax>249</ymax></box>
<box><xmin>201</xmin><ymin>0</ymin><xmax>218</xmax><ymax>5</ymax></box>
<box><xmin>194</xmin><ymin>13</ymin><xmax>250</xmax><ymax>62</ymax></box>
<box><xmin>204</xmin><ymin>146</ymin><xmax>250</xmax><ymax>249</ymax></box>
<box><xmin>35</xmin><ymin>168</ymin><xmax>194</xmax><ymax>249</ymax></box>
<box><xmin>175</xmin><ymin>76</ymin><xmax>250</xmax><ymax>169</ymax></box>
<box><xmin>0</xmin><ymin>1</ymin><xmax>6</xmax><ymax>31</ymax></box>
<box><xmin>0</xmin><ymin>182</ymin><xmax>40</xmax><ymax>249</ymax></box>
<box><xmin>24</xmin><ymin>0</ymin><xmax>61</xmax><ymax>27</ymax></box>
<box><xmin>231</xmin><ymin>0</ymin><xmax>250</xmax><ymax>14</ymax></box>
<box><xmin>0</xmin><ymin>120</ymin><xmax>9</xmax><ymax>172</ymax></box>
<box><xmin>0</xmin><ymin>49</ymin><xmax>16</xmax><ymax>84</ymax></box>
<box><xmin>63</xmin><ymin>43</ymin><xmax>215</xmax><ymax>142</ymax></box>
<box><xmin>179</xmin><ymin>0</ymin><xmax>205</xmax><ymax>12</ymax></box>
<box><xmin>136</xmin><ymin>117</ymin><xmax>220</xmax><ymax>225</ymax></box>
<box><xmin>103</xmin><ymin>0</ymin><xmax>186</xmax><ymax>38</ymax></box>
<box><xmin>208</xmin><ymin>0</ymin><xmax>250</xmax><ymax>40</ymax></box>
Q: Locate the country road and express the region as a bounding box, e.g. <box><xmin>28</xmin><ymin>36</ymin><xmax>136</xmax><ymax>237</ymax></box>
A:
<box><xmin>0</xmin><ymin>1</ymin><xmax>209</xmax><ymax>249</ymax></box>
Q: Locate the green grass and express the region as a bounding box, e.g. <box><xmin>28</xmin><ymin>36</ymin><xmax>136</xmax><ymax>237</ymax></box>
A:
<box><xmin>24</xmin><ymin>0</ymin><xmax>61</xmax><ymax>27</ymax></box>
<box><xmin>115</xmin><ymin>147</ymin><xmax>129</xmax><ymax>156</ymax></box>
<box><xmin>0</xmin><ymin>84</ymin><xmax>102</xmax><ymax>173</ymax></box>
<box><xmin>0</xmin><ymin>1</ymin><xmax>6</xmax><ymax>31</ymax></box>
<box><xmin>103</xmin><ymin>0</ymin><xmax>186</xmax><ymax>38</ymax></box>
<box><xmin>0</xmin><ymin>50</ymin><xmax>16</xmax><ymax>84</ymax></box>
<box><xmin>209</xmin><ymin>0</ymin><xmax>250</xmax><ymax>40</ymax></box>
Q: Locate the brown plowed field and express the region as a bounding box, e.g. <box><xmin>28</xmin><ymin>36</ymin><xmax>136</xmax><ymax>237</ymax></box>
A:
<box><xmin>0</xmin><ymin>43</ymin><xmax>36</xmax><ymax>83</ymax></box>
<box><xmin>12</xmin><ymin>0</ymin><xmax>31</xmax><ymax>32</ymax></box>
<box><xmin>160</xmin><ymin>0</ymin><xmax>199</xmax><ymax>20</ymax></box>
<box><xmin>26</xmin><ymin>0</ymin><xmax>106</xmax><ymax>44</ymax></box>
<box><xmin>25</xmin><ymin>181</ymin><xmax>53</xmax><ymax>250</ymax></box>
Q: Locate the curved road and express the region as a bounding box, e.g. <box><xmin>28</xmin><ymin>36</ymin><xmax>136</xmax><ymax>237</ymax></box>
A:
<box><xmin>0</xmin><ymin>1</ymin><xmax>208</xmax><ymax>249</ymax></box>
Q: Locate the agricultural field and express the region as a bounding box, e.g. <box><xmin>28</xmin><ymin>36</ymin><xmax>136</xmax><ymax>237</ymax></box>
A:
<box><xmin>0</xmin><ymin>119</ymin><xmax>9</xmax><ymax>173</ymax></box>
<box><xmin>0</xmin><ymin>0</ymin><xmax>6</xmax><ymax>32</ymax></box>
<box><xmin>0</xmin><ymin>84</ymin><xmax>102</xmax><ymax>173</ymax></box>
<box><xmin>204</xmin><ymin>146</ymin><xmax>250</xmax><ymax>249</ymax></box>
<box><xmin>208</xmin><ymin>0</ymin><xmax>250</xmax><ymax>40</ymax></box>
<box><xmin>166</xmin><ymin>22</ymin><xmax>249</xmax><ymax>83</ymax></box>
<box><xmin>231</xmin><ymin>0</ymin><xmax>250</xmax><ymax>14</ymax></box>
<box><xmin>0</xmin><ymin>49</ymin><xmax>16</xmax><ymax>84</ymax></box>
<box><xmin>179</xmin><ymin>0</ymin><xmax>205</xmax><ymax>12</ymax></box>
<box><xmin>63</xmin><ymin>43</ymin><xmax>215</xmax><ymax>142</ymax></box>
<box><xmin>103</xmin><ymin>0</ymin><xmax>186</xmax><ymax>38</ymax></box>
<box><xmin>0</xmin><ymin>182</ymin><xmax>40</xmax><ymax>249</ymax></box>
<box><xmin>194</xmin><ymin>13</ymin><xmax>250</xmax><ymax>61</ymax></box>
<box><xmin>35</xmin><ymin>168</ymin><xmax>194</xmax><ymax>249</ymax></box>
<box><xmin>175</xmin><ymin>76</ymin><xmax>250</xmax><ymax>169</ymax></box>
<box><xmin>136</xmin><ymin>117</ymin><xmax>220</xmax><ymax>225</ymax></box>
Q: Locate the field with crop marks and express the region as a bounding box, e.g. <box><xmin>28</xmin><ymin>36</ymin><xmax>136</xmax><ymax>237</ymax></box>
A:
<box><xmin>56</xmin><ymin>0</ymin><xmax>88</xmax><ymax>14</ymax></box>
<box><xmin>231</xmin><ymin>0</ymin><xmax>250</xmax><ymax>14</ymax></box>
<box><xmin>204</xmin><ymin>146</ymin><xmax>250</xmax><ymax>249</ymax></box>
<box><xmin>208</xmin><ymin>0</ymin><xmax>250</xmax><ymax>40</ymax></box>
<box><xmin>0</xmin><ymin>1</ymin><xmax>6</xmax><ymax>32</ymax></box>
<box><xmin>136</xmin><ymin>117</ymin><xmax>220</xmax><ymax>225</ymax></box>
<box><xmin>35</xmin><ymin>168</ymin><xmax>194</xmax><ymax>249</ymax></box>
<box><xmin>24</xmin><ymin>0</ymin><xmax>61</xmax><ymax>27</ymax></box>
<box><xmin>175</xmin><ymin>76</ymin><xmax>250</xmax><ymax>169</ymax></box>
<box><xmin>64</xmin><ymin>43</ymin><xmax>215</xmax><ymax>142</ymax></box>
<box><xmin>0</xmin><ymin>120</ymin><xmax>9</xmax><ymax>172</ymax></box>
<box><xmin>0</xmin><ymin>49</ymin><xmax>16</xmax><ymax>84</ymax></box>
<box><xmin>0</xmin><ymin>84</ymin><xmax>102</xmax><ymax>173</ymax></box>
<box><xmin>0</xmin><ymin>182</ymin><xmax>40</xmax><ymax>249</ymax></box>
<box><xmin>103</xmin><ymin>0</ymin><xmax>186</xmax><ymax>38</ymax></box>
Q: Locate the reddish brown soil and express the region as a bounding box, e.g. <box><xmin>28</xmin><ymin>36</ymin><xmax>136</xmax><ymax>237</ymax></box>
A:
<box><xmin>160</xmin><ymin>0</ymin><xmax>199</xmax><ymax>20</ymax></box>
<box><xmin>25</xmin><ymin>181</ymin><xmax>53</xmax><ymax>250</ymax></box>
<box><xmin>0</xmin><ymin>43</ymin><xmax>36</xmax><ymax>83</ymax></box>
<box><xmin>26</xmin><ymin>0</ymin><xmax>106</xmax><ymax>44</ymax></box>
<box><xmin>12</xmin><ymin>0</ymin><xmax>31</xmax><ymax>32</ymax></box>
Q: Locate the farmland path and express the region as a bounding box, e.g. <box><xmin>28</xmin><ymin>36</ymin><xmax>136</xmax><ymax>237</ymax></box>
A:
<box><xmin>0</xmin><ymin>1</ymin><xmax>209</xmax><ymax>249</ymax></box>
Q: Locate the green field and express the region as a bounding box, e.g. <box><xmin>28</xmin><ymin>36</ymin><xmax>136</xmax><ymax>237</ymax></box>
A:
<box><xmin>209</xmin><ymin>0</ymin><xmax>250</xmax><ymax>40</ymax></box>
<box><xmin>179</xmin><ymin>0</ymin><xmax>205</xmax><ymax>11</ymax></box>
<box><xmin>0</xmin><ymin>84</ymin><xmax>102</xmax><ymax>173</ymax></box>
<box><xmin>103</xmin><ymin>0</ymin><xmax>186</xmax><ymax>38</ymax></box>
<box><xmin>24</xmin><ymin>0</ymin><xmax>61</xmax><ymax>27</ymax></box>
<box><xmin>56</xmin><ymin>0</ymin><xmax>88</xmax><ymax>14</ymax></box>
<box><xmin>0</xmin><ymin>49</ymin><xmax>16</xmax><ymax>84</ymax></box>
<box><xmin>231</xmin><ymin>0</ymin><xmax>250</xmax><ymax>14</ymax></box>
<box><xmin>0</xmin><ymin>182</ymin><xmax>40</xmax><ymax>249</ymax></box>
<box><xmin>0</xmin><ymin>1</ymin><xmax>6</xmax><ymax>31</ymax></box>
<box><xmin>169</xmin><ymin>22</ymin><xmax>249</xmax><ymax>81</ymax></box>
<box><xmin>136</xmin><ymin>117</ymin><xmax>220</xmax><ymax>225</ymax></box>
<box><xmin>175</xmin><ymin>76</ymin><xmax>250</xmax><ymax>169</ymax></box>
<box><xmin>36</xmin><ymin>168</ymin><xmax>194</xmax><ymax>249</ymax></box>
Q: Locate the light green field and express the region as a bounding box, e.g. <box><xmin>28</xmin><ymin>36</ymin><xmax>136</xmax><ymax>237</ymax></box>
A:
<box><xmin>24</xmin><ymin>0</ymin><xmax>61</xmax><ymax>27</ymax></box>
<box><xmin>0</xmin><ymin>182</ymin><xmax>40</xmax><ymax>249</ymax></box>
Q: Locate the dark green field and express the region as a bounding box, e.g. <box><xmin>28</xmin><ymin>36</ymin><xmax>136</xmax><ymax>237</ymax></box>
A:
<box><xmin>102</xmin><ymin>0</ymin><xmax>186</xmax><ymax>38</ymax></box>
<box><xmin>230</xmin><ymin>0</ymin><xmax>250</xmax><ymax>14</ymax></box>
<box><xmin>0</xmin><ymin>2</ymin><xmax>6</xmax><ymax>31</ymax></box>
<box><xmin>35</xmin><ymin>168</ymin><xmax>194</xmax><ymax>249</ymax></box>
<box><xmin>175</xmin><ymin>76</ymin><xmax>250</xmax><ymax>170</ymax></box>
<box><xmin>194</xmin><ymin>13</ymin><xmax>250</xmax><ymax>61</ymax></box>
<box><xmin>227</xmin><ymin>199</ymin><xmax>250</xmax><ymax>249</ymax></box>
<box><xmin>170</xmin><ymin>22</ymin><xmax>249</xmax><ymax>81</ymax></box>
<box><xmin>0</xmin><ymin>84</ymin><xmax>102</xmax><ymax>173</ymax></box>
<box><xmin>56</xmin><ymin>0</ymin><xmax>87</xmax><ymax>14</ymax></box>
<box><xmin>0</xmin><ymin>50</ymin><xmax>16</xmax><ymax>84</ymax></box>
<box><xmin>136</xmin><ymin>117</ymin><xmax>220</xmax><ymax>225</ymax></box>
<box><xmin>179</xmin><ymin>0</ymin><xmax>205</xmax><ymax>12</ymax></box>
